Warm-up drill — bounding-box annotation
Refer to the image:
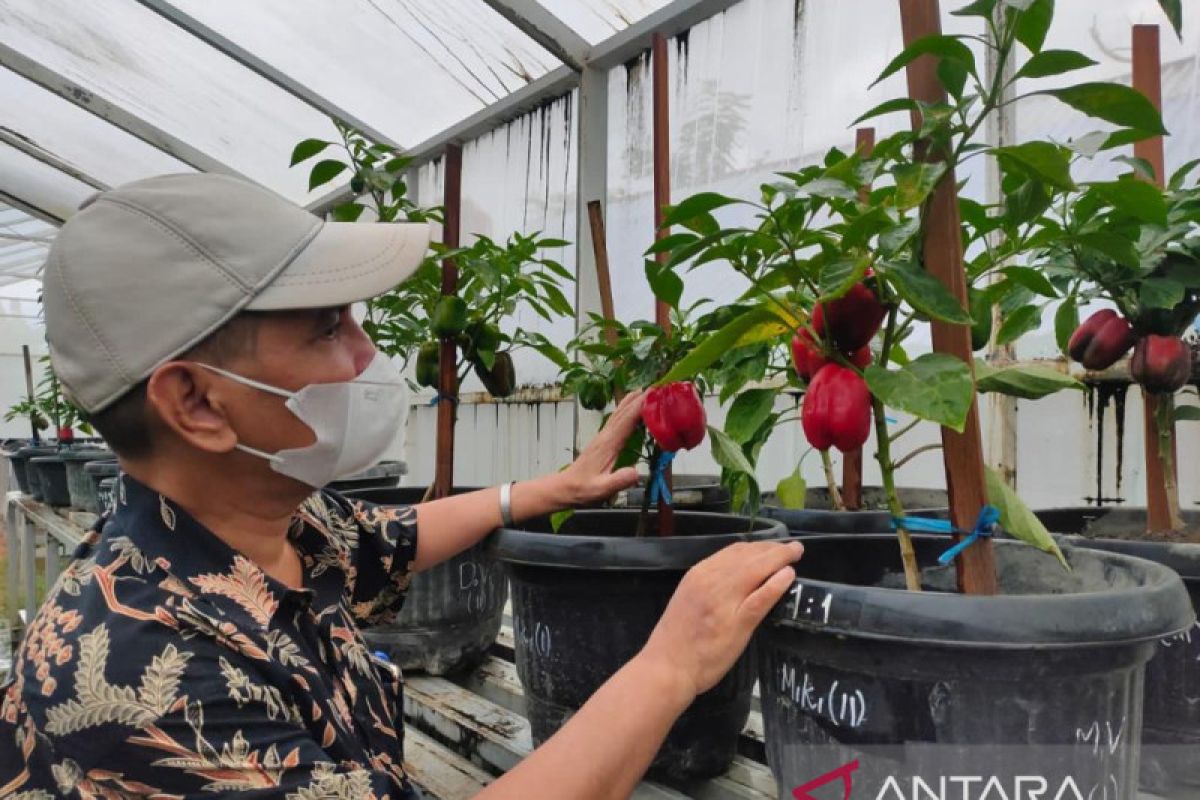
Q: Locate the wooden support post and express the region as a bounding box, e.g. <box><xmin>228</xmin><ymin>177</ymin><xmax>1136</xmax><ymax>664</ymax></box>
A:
<box><xmin>651</xmin><ymin>32</ymin><xmax>674</xmax><ymax>536</ymax></box>
<box><xmin>22</xmin><ymin>344</ymin><xmax>38</xmax><ymax>444</ymax></box>
<box><xmin>899</xmin><ymin>0</ymin><xmax>998</xmax><ymax>595</ymax></box>
<box><xmin>432</xmin><ymin>144</ymin><xmax>463</xmax><ymax>500</ymax></box>
<box><xmin>1132</xmin><ymin>24</ymin><xmax>1181</xmax><ymax>533</ymax></box>
<box><xmin>842</xmin><ymin>128</ymin><xmax>876</xmax><ymax>511</ymax></box>
<box><xmin>587</xmin><ymin>201</ymin><xmax>620</xmax><ymax>350</ymax></box>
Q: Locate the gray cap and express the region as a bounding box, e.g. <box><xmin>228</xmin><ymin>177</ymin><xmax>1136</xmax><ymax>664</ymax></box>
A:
<box><xmin>42</xmin><ymin>173</ymin><xmax>431</xmax><ymax>414</ymax></box>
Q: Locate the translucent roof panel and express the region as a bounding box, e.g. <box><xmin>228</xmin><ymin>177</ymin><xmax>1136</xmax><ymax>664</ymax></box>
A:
<box><xmin>0</xmin><ymin>68</ymin><xmax>194</xmax><ymax>189</ymax></box>
<box><xmin>0</xmin><ymin>144</ymin><xmax>94</xmax><ymax>222</ymax></box>
<box><xmin>539</xmin><ymin>0</ymin><xmax>674</xmax><ymax>44</ymax></box>
<box><xmin>0</xmin><ymin>0</ymin><xmax>338</xmax><ymax>203</ymax></box>
<box><xmin>166</xmin><ymin>0</ymin><xmax>560</xmax><ymax>149</ymax></box>
<box><xmin>0</xmin><ymin>203</ymin><xmax>53</xmax><ymax>280</ymax></box>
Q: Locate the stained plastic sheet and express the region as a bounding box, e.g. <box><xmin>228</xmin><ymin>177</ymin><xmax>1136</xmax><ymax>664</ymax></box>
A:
<box><xmin>0</xmin><ymin>203</ymin><xmax>54</xmax><ymax>284</ymax></box>
<box><xmin>538</xmin><ymin>0</ymin><xmax>674</xmax><ymax>43</ymax></box>
<box><xmin>166</xmin><ymin>0</ymin><xmax>559</xmax><ymax>148</ymax></box>
<box><xmin>0</xmin><ymin>145</ymin><xmax>94</xmax><ymax>223</ymax></box>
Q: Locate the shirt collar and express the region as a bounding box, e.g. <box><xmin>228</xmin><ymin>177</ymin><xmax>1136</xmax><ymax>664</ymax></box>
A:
<box><xmin>111</xmin><ymin>474</ymin><xmax>320</xmax><ymax>629</ymax></box>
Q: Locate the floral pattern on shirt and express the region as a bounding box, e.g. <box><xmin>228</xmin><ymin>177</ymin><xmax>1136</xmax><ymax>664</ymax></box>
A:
<box><xmin>0</xmin><ymin>474</ymin><xmax>420</xmax><ymax>799</ymax></box>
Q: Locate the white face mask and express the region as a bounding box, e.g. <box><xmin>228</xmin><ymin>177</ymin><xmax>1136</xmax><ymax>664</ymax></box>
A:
<box><xmin>197</xmin><ymin>351</ymin><xmax>406</xmax><ymax>488</ymax></box>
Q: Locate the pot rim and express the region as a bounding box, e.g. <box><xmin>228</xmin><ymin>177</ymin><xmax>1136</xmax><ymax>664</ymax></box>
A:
<box><xmin>767</xmin><ymin>534</ymin><xmax>1194</xmax><ymax>649</ymax></box>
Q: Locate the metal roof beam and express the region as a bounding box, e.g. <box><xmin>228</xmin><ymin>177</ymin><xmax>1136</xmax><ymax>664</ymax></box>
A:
<box><xmin>587</xmin><ymin>0</ymin><xmax>741</xmax><ymax>70</ymax></box>
<box><xmin>481</xmin><ymin>0</ymin><xmax>591</xmax><ymax>71</ymax></box>
<box><xmin>0</xmin><ymin>129</ymin><xmax>108</xmax><ymax>192</ymax></box>
<box><xmin>0</xmin><ymin>45</ymin><xmax>251</xmax><ymax>182</ymax></box>
<box><xmin>0</xmin><ymin>190</ymin><xmax>64</xmax><ymax>226</ymax></box>
<box><xmin>308</xmin><ymin>65</ymin><xmax>579</xmax><ymax>215</ymax></box>
<box><xmin>132</xmin><ymin>0</ymin><xmax>403</xmax><ymax>149</ymax></box>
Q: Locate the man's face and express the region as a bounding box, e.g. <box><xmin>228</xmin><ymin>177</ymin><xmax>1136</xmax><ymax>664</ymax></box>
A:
<box><xmin>212</xmin><ymin>305</ymin><xmax>377</xmax><ymax>455</ymax></box>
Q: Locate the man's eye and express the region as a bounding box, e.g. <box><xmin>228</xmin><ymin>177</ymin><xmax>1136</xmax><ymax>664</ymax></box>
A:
<box><xmin>321</xmin><ymin>318</ymin><xmax>343</xmax><ymax>339</ymax></box>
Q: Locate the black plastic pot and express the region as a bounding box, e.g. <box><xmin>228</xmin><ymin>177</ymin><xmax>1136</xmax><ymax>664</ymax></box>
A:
<box><xmin>10</xmin><ymin>445</ymin><xmax>57</xmax><ymax>497</ymax></box>
<box><xmin>29</xmin><ymin>453</ymin><xmax>72</xmax><ymax>506</ymax></box>
<box><xmin>326</xmin><ymin>460</ymin><xmax>405</xmax><ymax>493</ymax></box>
<box><xmin>343</xmin><ymin>486</ymin><xmax>505</xmax><ymax>675</ymax></box>
<box><xmin>762</xmin><ymin>486</ymin><xmax>948</xmax><ymax>533</ymax></box>
<box><xmin>757</xmin><ymin>534</ymin><xmax>1193</xmax><ymax>797</ymax></box>
<box><xmin>97</xmin><ymin>477</ymin><xmax>118</xmax><ymax>515</ymax></box>
<box><xmin>1036</xmin><ymin>507</ymin><xmax>1200</xmax><ymax>794</ymax></box>
<box><xmin>83</xmin><ymin>460</ymin><xmax>121</xmax><ymax>515</ymax></box>
<box><xmin>62</xmin><ymin>450</ymin><xmax>115</xmax><ymax>511</ymax></box>
<box><xmin>490</xmin><ymin>509</ymin><xmax>786</xmax><ymax>783</ymax></box>
<box><xmin>616</xmin><ymin>474</ymin><xmax>732</xmax><ymax>513</ymax></box>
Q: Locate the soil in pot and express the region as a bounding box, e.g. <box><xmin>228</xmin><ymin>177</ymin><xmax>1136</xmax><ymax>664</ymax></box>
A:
<box><xmin>757</xmin><ymin>534</ymin><xmax>1193</xmax><ymax>798</ymax></box>
<box><xmin>490</xmin><ymin>509</ymin><xmax>786</xmax><ymax>783</ymax></box>
<box><xmin>1037</xmin><ymin>507</ymin><xmax>1200</xmax><ymax>795</ymax></box>
<box><xmin>761</xmin><ymin>486</ymin><xmax>948</xmax><ymax>534</ymax></box>
<box><xmin>342</xmin><ymin>486</ymin><xmax>505</xmax><ymax>676</ymax></box>
<box><xmin>614</xmin><ymin>474</ymin><xmax>732</xmax><ymax>513</ymax></box>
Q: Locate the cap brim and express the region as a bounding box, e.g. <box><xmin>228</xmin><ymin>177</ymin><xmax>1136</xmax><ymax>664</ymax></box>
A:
<box><xmin>247</xmin><ymin>220</ymin><xmax>431</xmax><ymax>311</ymax></box>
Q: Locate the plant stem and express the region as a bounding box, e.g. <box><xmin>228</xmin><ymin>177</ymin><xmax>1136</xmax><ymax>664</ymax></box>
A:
<box><xmin>893</xmin><ymin>443</ymin><xmax>943</xmax><ymax>471</ymax></box>
<box><xmin>636</xmin><ymin>443</ymin><xmax>662</xmax><ymax>538</ymax></box>
<box><xmin>889</xmin><ymin>417</ymin><xmax>921</xmax><ymax>442</ymax></box>
<box><xmin>820</xmin><ymin>450</ymin><xmax>845</xmax><ymax>510</ymax></box>
<box><xmin>873</xmin><ymin>305</ymin><xmax>922</xmax><ymax>591</ymax></box>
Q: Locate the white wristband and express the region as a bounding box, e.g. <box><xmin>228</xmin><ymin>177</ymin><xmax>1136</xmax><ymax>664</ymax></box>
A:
<box><xmin>499</xmin><ymin>481</ymin><xmax>516</xmax><ymax>527</ymax></box>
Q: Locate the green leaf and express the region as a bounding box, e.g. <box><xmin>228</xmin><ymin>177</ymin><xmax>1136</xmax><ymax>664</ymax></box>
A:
<box><xmin>995</xmin><ymin>304</ymin><xmax>1042</xmax><ymax>345</ymax></box>
<box><xmin>937</xmin><ymin>57</ymin><xmax>969</xmax><ymax>99</ymax></box>
<box><xmin>1016</xmin><ymin>49</ymin><xmax>1097</xmax><ymax>80</ymax></box>
<box><xmin>644</xmin><ymin>260</ymin><xmax>683</xmax><ymax>309</ymax></box>
<box><xmin>1054</xmin><ymin>296</ymin><xmax>1078</xmax><ymax>354</ymax></box>
<box><xmin>975</xmin><ymin>361</ymin><xmax>1084</xmax><ymax>399</ymax></box>
<box><xmin>951</xmin><ymin>0</ymin><xmax>997</xmax><ymax>18</ymax></box>
<box><xmin>1140</xmin><ymin>278</ymin><xmax>1186</xmax><ymax>310</ymax></box>
<box><xmin>1076</xmin><ymin>231</ymin><xmax>1140</xmax><ymax>269</ymax></box>
<box><xmin>819</xmin><ymin>255</ymin><xmax>870</xmax><ymax>301</ymax></box>
<box><xmin>1038</xmin><ymin>83</ymin><xmax>1168</xmax><ymax>135</ymax></box>
<box><xmin>1169</xmin><ymin>158</ymin><xmax>1200</xmax><ymax>190</ymax></box>
<box><xmin>1002</xmin><ymin>266</ymin><xmax>1058</xmax><ymax>298</ymax></box>
<box><xmin>290</xmin><ymin>138</ymin><xmax>333</xmax><ymax>166</ymax></box>
<box><xmin>864</xmin><ymin>354</ymin><xmax>974</xmax><ymax>432</ymax></box>
<box><xmin>1157</xmin><ymin>0</ymin><xmax>1182</xmax><ymax>40</ymax></box>
<box><xmin>663</xmin><ymin>193</ymin><xmax>739</xmax><ymax>227</ymax></box>
<box><xmin>775</xmin><ymin>470</ymin><xmax>807</xmax><ymax>509</ymax></box>
<box><xmin>725</xmin><ymin>389</ymin><xmax>777</xmax><ymax>445</ymax></box>
<box><xmin>991</xmin><ymin>142</ymin><xmax>1075</xmax><ymax>190</ymax></box>
<box><xmin>872</xmin><ymin>34</ymin><xmax>976</xmax><ymax>88</ymax></box>
<box><xmin>330</xmin><ymin>203</ymin><xmax>366</xmax><ymax>222</ymax></box>
<box><xmin>1013</xmin><ymin>0</ymin><xmax>1055</xmax><ymax>54</ymax></box>
<box><xmin>883</xmin><ymin>261</ymin><xmax>973</xmax><ymax>324</ymax></box>
<box><xmin>709</xmin><ymin>425</ymin><xmax>755</xmax><ymax>476</ymax></box>
<box><xmin>550</xmin><ymin>509</ymin><xmax>574</xmax><ymax>533</ymax></box>
<box><xmin>893</xmin><ymin>162</ymin><xmax>947</xmax><ymax>210</ymax></box>
<box><xmin>852</xmin><ymin>97</ymin><xmax>920</xmax><ymax>126</ymax></box>
<box><xmin>1174</xmin><ymin>405</ymin><xmax>1200</xmax><ymax>422</ymax></box>
<box><xmin>657</xmin><ymin>306</ymin><xmax>792</xmax><ymax>385</ymax></box>
<box><xmin>308</xmin><ymin>159</ymin><xmax>349</xmax><ymax>191</ymax></box>
<box><xmin>1091</xmin><ymin>180</ymin><xmax>1168</xmax><ymax>226</ymax></box>
<box><xmin>984</xmin><ymin>466</ymin><xmax>1068</xmax><ymax>569</ymax></box>
<box><xmin>645</xmin><ymin>232</ymin><xmax>699</xmax><ymax>256</ymax></box>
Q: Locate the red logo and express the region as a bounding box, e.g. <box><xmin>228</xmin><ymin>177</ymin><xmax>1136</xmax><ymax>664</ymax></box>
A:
<box><xmin>792</xmin><ymin>759</ymin><xmax>860</xmax><ymax>800</ymax></box>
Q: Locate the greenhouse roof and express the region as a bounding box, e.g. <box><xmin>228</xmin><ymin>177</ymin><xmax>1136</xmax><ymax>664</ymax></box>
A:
<box><xmin>0</xmin><ymin>0</ymin><xmax>730</xmax><ymax>284</ymax></box>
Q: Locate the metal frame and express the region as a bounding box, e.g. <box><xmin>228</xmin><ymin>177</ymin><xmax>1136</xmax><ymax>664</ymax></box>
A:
<box><xmin>0</xmin><ymin>189</ymin><xmax>64</xmax><ymax>226</ymax></box>
<box><xmin>482</xmin><ymin>0</ymin><xmax>591</xmax><ymax>70</ymax></box>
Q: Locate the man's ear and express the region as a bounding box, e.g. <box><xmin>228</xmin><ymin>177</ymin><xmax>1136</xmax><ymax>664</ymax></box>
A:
<box><xmin>145</xmin><ymin>362</ymin><xmax>238</xmax><ymax>454</ymax></box>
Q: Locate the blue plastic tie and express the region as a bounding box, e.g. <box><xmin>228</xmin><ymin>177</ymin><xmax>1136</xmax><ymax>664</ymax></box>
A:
<box><xmin>890</xmin><ymin>505</ymin><xmax>1002</xmax><ymax>566</ymax></box>
<box><xmin>372</xmin><ymin>650</ymin><xmax>391</xmax><ymax>662</ymax></box>
<box><xmin>430</xmin><ymin>394</ymin><xmax>459</xmax><ymax>406</ymax></box>
<box><xmin>648</xmin><ymin>450</ymin><xmax>677</xmax><ymax>506</ymax></box>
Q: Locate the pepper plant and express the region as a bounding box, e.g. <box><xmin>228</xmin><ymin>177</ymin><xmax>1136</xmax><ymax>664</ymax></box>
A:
<box><xmin>6</xmin><ymin>354</ymin><xmax>93</xmax><ymax>440</ymax></box>
<box><xmin>650</xmin><ymin>0</ymin><xmax>1171</xmax><ymax>588</ymax></box>
<box><xmin>290</xmin><ymin>122</ymin><xmax>574</xmax><ymax>397</ymax></box>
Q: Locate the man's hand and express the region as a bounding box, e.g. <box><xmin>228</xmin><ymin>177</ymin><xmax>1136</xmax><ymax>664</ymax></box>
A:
<box><xmin>636</xmin><ymin>540</ymin><xmax>803</xmax><ymax>703</ymax></box>
<box><xmin>554</xmin><ymin>389</ymin><xmax>646</xmax><ymax>507</ymax></box>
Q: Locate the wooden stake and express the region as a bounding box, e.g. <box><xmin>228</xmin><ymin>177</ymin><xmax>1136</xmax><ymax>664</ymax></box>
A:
<box><xmin>22</xmin><ymin>345</ymin><xmax>38</xmax><ymax>444</ymax></box>
<box><xmin>842</xmin><ymin>127</ymin><xmax>876</xmax><ymax>511</ymax></box>
<box><xmin>651</xmin><ymin>32</ymin><xmax>674</xmax><ymax>536</ymax></box>
<box><xmin>586</xmin><ymin>201</ymin><xmax>627</xmax><ymax>405</ymax></box>
<box><xmin>1132</xmin><ymin>24</ymin><xmax>1182</xmax><ymax>533</ymax></box>
<box><xmin>432</xmin><ymin>144</ymin><xmax>463</xmax><ymax>500</ymax></box>
<box><xmin>899</xmin><ymin>0</ymin><xmax>998</xmax><ymax>595</ymax></box>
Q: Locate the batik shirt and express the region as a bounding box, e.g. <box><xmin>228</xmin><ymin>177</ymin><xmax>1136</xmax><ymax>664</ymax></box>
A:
<box><xmin>1</xmin><ymin>474</ymin><xmax>421</xmax><ymax>799</ymax></box>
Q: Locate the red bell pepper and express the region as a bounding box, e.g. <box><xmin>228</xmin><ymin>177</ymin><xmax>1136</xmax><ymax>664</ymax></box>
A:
<box><xmin>642</xmin><ymin>382</ymin><xmax>707</xmax><ymax>452</ymax></box>
<box><xmin>1067</xmin><ymin>309</ymin><xmax>1135</xmax><ymax>370</ymax></box>
<box><xmin>792</xmin><ymin>331</ymin><xmax>871</xmax><ymax>382</ymax></box>
<box><xmin>801</xmin><ymin>364</ymin><xmax>872</xmax><ymax>453</ymax></box>
<box><xmin>1131</xmin><ymin>334</ymin><xmax>1192</xmax><ymax>394</ymax></box>
<box><xmin>812</xmin><ymin>282</ymin><xmax>887</xmax><ymax>352</ymax></box>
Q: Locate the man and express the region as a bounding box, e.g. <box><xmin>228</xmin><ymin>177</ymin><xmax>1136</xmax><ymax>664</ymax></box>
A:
<box><xmin>0</xmin><ymin>174</ymin><xmax>801</xmax><ymax>799</ymax></box>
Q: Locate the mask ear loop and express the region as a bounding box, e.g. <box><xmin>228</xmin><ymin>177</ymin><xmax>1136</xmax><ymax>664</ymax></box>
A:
<box><xmin>192</xmin><ymin>362</ymin><xmax>293</xmax><ymax>464</ymax></box>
